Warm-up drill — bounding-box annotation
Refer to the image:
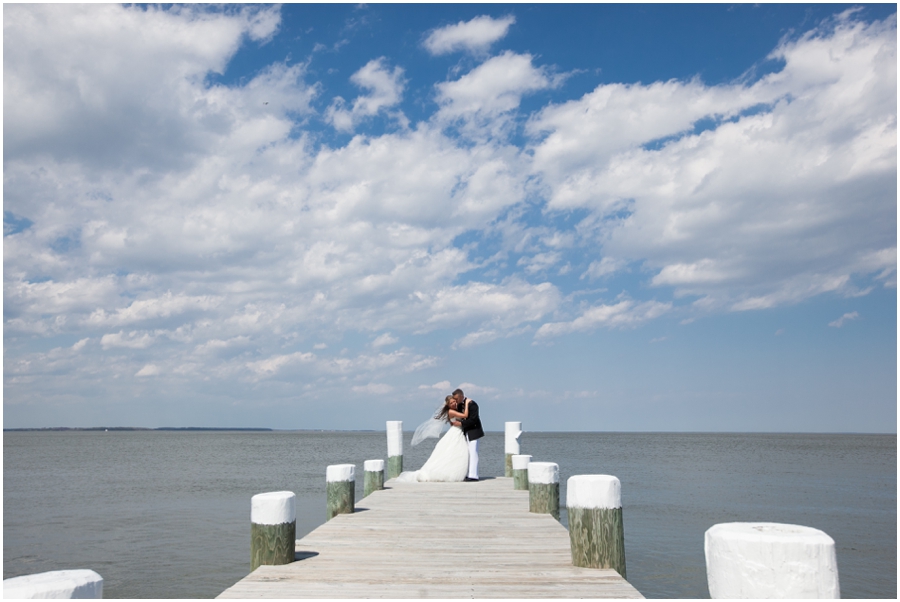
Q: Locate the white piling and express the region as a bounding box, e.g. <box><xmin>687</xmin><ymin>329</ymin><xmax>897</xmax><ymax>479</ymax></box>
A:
<box><xmin>326</xmin><ymin>463</ymin><xmax>356</xmax><ymax>521</ymax></box>
<box><xmin>705</xmin><ymin>522</ymin><xmax>840</xmax><ymax>598</ymax></box>
<box><xmin>511</xmin><ymin>454</ymin><xmax>532</xmax><ymax>490</ymax></box>
<box><xmin>528</xmin><ymin>461</ymin><xmax>560</xmax><ymax>520</ymax></box>
<box><xmin>566</xmin><ymin>475</ymin><xmax>626</xmax><ymax>578</ymax></box>
<box><xmin>504</xmin><ymin>421</ymin><xmax>523</xmax><ymax>476</ymax></box>
<box><xmin>363</xmin><ymin>459</ymin><xmax>385</xmax><ymax>497</ymax></box>
<box><xmin>250</xmin><ymin>491</ymin><xmax>296</xmax><ymax>571</ymax></box>
<box><xmin>386</xmin><ymin>421</ymin><xmax>403</xmax><ymax>479</ymax></box>
<box><xmin>3</xmin><ymin>569</ymin><xmax>103</xmax><ymax>599</ymax></box>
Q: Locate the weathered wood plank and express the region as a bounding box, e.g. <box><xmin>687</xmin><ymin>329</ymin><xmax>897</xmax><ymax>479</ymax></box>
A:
<box><xmin>219</xmin><ymin>477</ymin><xmax>642</xmax><ymax>599</ymax></box>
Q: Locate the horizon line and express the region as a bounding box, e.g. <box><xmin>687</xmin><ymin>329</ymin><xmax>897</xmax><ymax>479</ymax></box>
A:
<box><xmin>4</xmin><ymin>427</ymin><xmax>896</xmax><ymax>435</ymax></box>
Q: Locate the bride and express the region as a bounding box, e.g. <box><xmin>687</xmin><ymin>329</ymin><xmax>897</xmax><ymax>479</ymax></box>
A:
<box><xmin>396</xmin><ymin>396</ymin><xmax>471</xmax><ymax>482</ymax></box>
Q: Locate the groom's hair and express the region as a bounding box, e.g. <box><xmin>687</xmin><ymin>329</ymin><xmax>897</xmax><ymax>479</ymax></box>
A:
<box><xmin>452</xmin><ymin>388</ymin><xmax>464</xmax><ymax>397</ymax></box>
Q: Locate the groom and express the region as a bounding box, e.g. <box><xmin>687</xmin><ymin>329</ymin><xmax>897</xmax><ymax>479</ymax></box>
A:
<box><xmin>451</xmin><ymin>388</ymin><xmax>484</xmax><ymax>481</ymax></box>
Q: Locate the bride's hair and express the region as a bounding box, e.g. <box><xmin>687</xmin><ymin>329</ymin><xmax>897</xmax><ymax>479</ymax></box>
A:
<box><xmin>435</xmin><ymin>395</ymin><xmax>454</xmax><ymax>422</ymax></box>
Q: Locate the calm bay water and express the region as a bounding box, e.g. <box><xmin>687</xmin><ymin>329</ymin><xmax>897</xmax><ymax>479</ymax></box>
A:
<box><xmin>3</xmin><ymin>430</ymin><xmax>896</xmax><ymax>598</ymax></box>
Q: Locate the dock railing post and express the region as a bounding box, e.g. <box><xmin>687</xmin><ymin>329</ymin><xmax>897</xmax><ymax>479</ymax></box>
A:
<box><xmin>3</xmin><ymin>570</ymin><xmax>103</xmax><ymax>599</ymax></box>
<box><xmin>386</xmin><ymin>421</ymin><xmax>403</xmax><ymax>479</ymax></box>
<box><xmin>326</xmin><ymin>464</ymin><xmax>355</xmax><ymax>521</ymax></box>
<box><xmin>528</xmin><ymin>461</ymin><xmax>560</xmax><ymax>520</ymax></box>
<box><xmin>250</xmin><ymin>491</ymin><xmax>296</xmax><ymax>571</ymax></box>
<box><xmin>363</xmin><ymin>459</ymin><xmax>385</xmax><ymax>497</ymax></box>
<box><xmin>504</xmin><ymin>422</ymin><xmax>522</xmax><ymax>476</ymax></box>
<box><xmin>512</xmin><ymin>454</ymin><xmax>532</xmax><ymax>490</ymax></box>
<box><xmin>567</xmin><ymin>475</ymin><xmax>626</xmax><ymax>578</ymax></box>
<box><xmin>705</xmin><ymin>522</ymin><xmax>840</xmax><ymax>598</ymax></box>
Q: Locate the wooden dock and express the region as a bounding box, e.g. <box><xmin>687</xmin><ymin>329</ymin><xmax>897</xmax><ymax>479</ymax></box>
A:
<box><xmin>219</xmin><ymin>477</ymin><xmax>643</xmax><ymax>598</ymax></box>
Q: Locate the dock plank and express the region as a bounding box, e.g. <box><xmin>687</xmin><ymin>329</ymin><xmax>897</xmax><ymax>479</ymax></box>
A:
<box><xmin>219</xmin><ymin>477</ymin><xmax>643</xmax><ymax>598</ymax></box>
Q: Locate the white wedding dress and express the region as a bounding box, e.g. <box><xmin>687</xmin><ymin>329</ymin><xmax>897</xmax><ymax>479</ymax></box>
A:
<box><xmin>396</xmin><ymin>424</ymin><xmax>468</xmax><ymax>482</ymax></box>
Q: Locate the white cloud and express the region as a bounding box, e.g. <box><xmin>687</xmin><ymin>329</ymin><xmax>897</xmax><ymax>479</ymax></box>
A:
<box><xmin>435</xmin><ymin>51</ymin><xmax>561</xmax><ymax>133</ymax></box>
<box><xmin>243</xmin><ymin>349</ymin><xmax>440</xmax><ymax>381</ymax></box>
<box><xmin>351</xmin><ymin>383</ymin><xmax>394</xmax><ymax>395</ymax></box>
<box><xmin>419</xmin><ymin>380</ymin><xmax>452</xmax><ymax>391</ymax></box>
<box><xmin>193</xmin><ymin>336</ymin><xmax>251</xmax><ymax>356</ymax></box>
<box><xmin>246</xmin><ymin>351</ymin><xmax>316</xmax><ymax>376</ymax></box>
<box><xmin>244</xmin><ymin>5</ymin><xmax>281</xmax><ymax>42</ymax></box>
<box><xmin>420</xmin><ymin>279</ymin><xmax>560</xmax><ymax>332</ymax></box>
<box><xmin>3</xmin><ymin>4</ymin><xmax>299</xmax><ymax>173</ymax></box>
<box><xmin>326</xmin><ymin>58</ymin><xmax>405</xmax><ymax>132</ymax></box>
<box><xmin>5</xmin><ymin>277</ymin><xmax>119</xmax><ymax>324</ymax></box>
<box><xmin>528</xmin><ymin>13</ymin><xmax>896</xmax><ymax>311</ymax></box>
<box><xmin>452</xmin><ymin>325</ymin><xmax>532</xmax><ymax>349</ymax></box>
<box><xmin>87</xmin><ymin>292</ymin><xmax>220</xmax><ymax>327</ymax></box>
<box><xmin>829</xmin><ymin>311</ymin><xmax>860</xmax><ymax>328</ymax></box>
<box><xmin>3</xmin><ymin>6</ymin><xmax>895</xmax><ymax>425</ymax></box>
<box><xmin>101</xmin><ymin>331</ymin><xmax>158</xmax><ymax>349</ymax></box>
<box><xmin>652</xmin><ymin>259</ymin><xmax>734</xmax><ymax>287</ymax></box>
<box><xmin>320</xmin><ymin>349</ymin><xmax>439</xmax><ymax>375</ymax></box>
<box><xmin>454</xmin><ymin>329</ymin><xmax>502</xmax><ymax>349</ymax></box>
<box><xmin>372</xmin><ymin>333</ymin><xmax>398</xmax><ymax>348</ymax></box>
<box><xmin>518</xmin><ymin>252</ymin><xmax>562</xmax><ymax>274</ymax></box>
<box><xmin>455</xmin><ymin>382</ymin><xmax>497</xmax><ymax>396</ymax></box>
<box><xmin>423</xmin><ymin>15</ymin><xmax>515</xmax><ymax>56</ymax></box>
<box><xmin>535</xmin><ymin>300</ymin><xmax>673</xmax><ymax>339</ymax></box>
<box><xmin>582</xmin><ymin>257</ymin><xmax>628</xmax><ymax>280</ymax></box>
<box><xmin>135</xmin><ymin>364</ymin><xmax>160</xmax><ymax>377</ymax></box>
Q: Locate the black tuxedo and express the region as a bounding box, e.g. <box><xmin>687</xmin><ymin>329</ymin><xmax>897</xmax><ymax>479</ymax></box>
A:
<box><xmin>459</xmin><ymin>398</ymin><xmax>484</xmax><ymax>441</ymax></box>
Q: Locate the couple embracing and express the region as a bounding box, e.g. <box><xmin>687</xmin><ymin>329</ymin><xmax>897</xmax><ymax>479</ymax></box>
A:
<box><xmin>397</xmin><ymin>389</ymin><xmax>484</xmax><ymax>483</ymax></box>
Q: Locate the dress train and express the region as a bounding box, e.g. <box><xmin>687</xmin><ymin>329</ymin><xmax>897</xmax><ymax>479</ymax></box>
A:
<box><xmin>396</xmin><ymin>425</ymin><xmax>468</xmax><ymax>482</ymax></box>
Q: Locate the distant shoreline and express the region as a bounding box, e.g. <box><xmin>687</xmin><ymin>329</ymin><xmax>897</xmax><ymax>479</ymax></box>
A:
<box><xmin>3</xmin><ymin>427</ymin><xmax>275</xmax><ymax>432</ymax></box>
<box><xmin>2</xmin><ymin>428</ymin><xmax>894</xmax><ymax>435</ymax></box>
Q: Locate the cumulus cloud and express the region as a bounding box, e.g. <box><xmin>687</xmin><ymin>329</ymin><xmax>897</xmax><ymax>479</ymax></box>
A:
<box><xmin>582</xmin><ymin>257</ymin><xmax>628</xmax><ymax>280</ymax></box>
<box><xmin>535</xmin><ymin>300</ymin><xmax>673</xmax><ymax>339</ymax></box>
<box><xmin>829</xmin><ymin>311</ymin><xmax>860</xmax><ymax>328</ymax></box>
<box><xmin>423</xmin><ymin>15</ymin><xmax>515</xmax><ymax>56</ymax></box>
<box><xmin>453</xmin><ymin>325</ymin><xmax>533</xmax><ymax>349</ymax></box>
<box><xmin>518</xmin><ymin>251</ymin><xmax>562</xmax><ymax>274</ymax></box>
<box><xmin>419</xmin><ymin>279</ymin><xmax>561</xmax><ymax>332</ymax></box>
<box><xmin>529</xmin><ymin>12</ymin><xmax>896</xmax><ymax>312</ymax></box>
<box><xmin>419</xmin><ymin>380</ymin><xmax>452</xmax><ymax>391</ymax></box>
<box><xmin>101</xmin><ymin>331</ymin><xmax>158</xmax><ymax>350</ymax></box>
<box><xmin>87</xmin><ymin>293</ymin><xmax>220</xmax><ymax>327</ymax></box>
<box><xmin>3</xmin><ymin>5</ymin><xmax>895</xmax><ymax>424</ymax></box>
<box><xmin>352</xmin><ymin>383</ymin><xmax>394</xmax><ymax>395</ymax></box>
<box><xmin>454</xmin><ymin>382</ymin><xmax>497</xmax><ymax>396</ymax></box>
<box><xmin>435</xmin><ymin>51</ymin><xmax>562</xmax><ymax>134</ymax></box>
<box><xmin>246</xmin><ymin>351</ymin><xmax>316</xmax><ymax>377</ymax></box>
<box><xmin>3</xmin><ymin>4</ymin><xmax>297</xmax><ymax>173</ymax></box>
<box><xmin>372</xmin><ymin>333</ymin><xmax>398</xmax><ymax>348</ymax></box>
<box><xmin>135</xmin><ymin>364</ymin><xmax>160</xmax><ymax>377</ymax></box>
<box><xmin>326</xmin><ymin>58</ymin><xmax>406</xmax><ymax>132</ymax></box>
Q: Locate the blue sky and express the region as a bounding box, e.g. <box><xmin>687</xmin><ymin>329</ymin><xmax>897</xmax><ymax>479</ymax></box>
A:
<box><xmin>4</xmin><ymin>4</ymin><xmax>896</xmax><ymax>432</ymax></box>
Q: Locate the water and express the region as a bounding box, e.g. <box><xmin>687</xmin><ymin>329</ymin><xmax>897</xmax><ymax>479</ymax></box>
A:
<box><xmin>3</xmin><ymin>431</ymin><xmax>895</xmax><ymax>599</ymax></box>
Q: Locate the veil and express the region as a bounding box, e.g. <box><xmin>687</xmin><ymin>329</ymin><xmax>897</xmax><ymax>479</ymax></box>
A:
<box><xmin>410</xmin><ymin>405</ymin><xmax>448</xmax><ymax>446</ymax></box>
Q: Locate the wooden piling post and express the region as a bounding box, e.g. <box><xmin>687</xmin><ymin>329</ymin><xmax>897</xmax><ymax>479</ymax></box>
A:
<box><xmin>504</xmin><ymin>422</ymin><xmax>523</xmax><ymax>476</ymax></box>
<box><xmin>705</xmin><ymin>522</ymin><xmax>840</xmax><ymax>598</ymax></box>
<box><xmin>326</xmin><ymin>464</ymin><xmax>355</xmax><ymax>521</ymax></box>
<box><xmin>250</xmin><ymin>491</ymin><xmax>296</xmax><ymax>571</ymax></box>
<box><xmin>567</xmin><ymin>475</ymin><xmax>626</xmax><ymax>579</ymax></box>
<box><xmin>386</xmin><ymin>421</ymin><xmax>403</xmax><ymax>479</ymax></box>
<box><xmin>528</xmin><ymin>461</ymin><xmax>559</xmax><ymax>520</ymax></box>
<box><xmin>3</xmin><ymin>570</ymin><xmax>103</xmax><ymax>599</ymax></box>
<box><xmin>512</xmin><ymin>454</ymin><xmax>532</xmax><ymax>490</ymax></box>
<box><xmin>363</xmin><ymin>459</ymin><xmax>385</xmax><ymax>497</ymax></box>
